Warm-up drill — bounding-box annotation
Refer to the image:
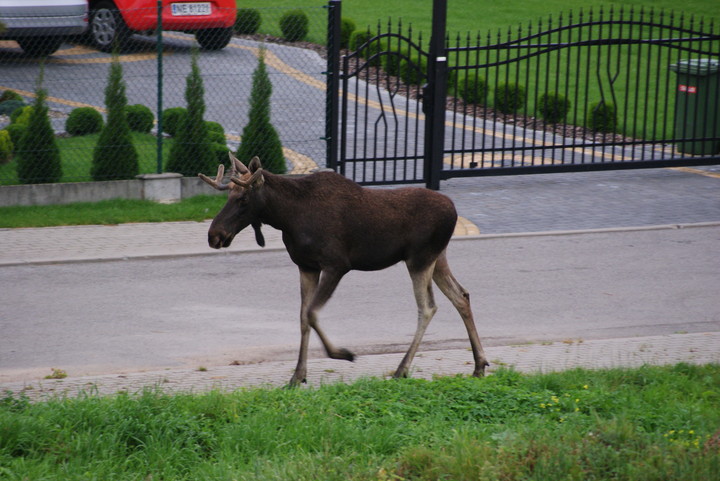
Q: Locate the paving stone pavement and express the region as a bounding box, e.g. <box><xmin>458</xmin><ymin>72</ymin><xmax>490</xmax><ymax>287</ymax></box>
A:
<box><xmin>2</xmin><ymin>332</ymin><xmax>717</xmax><ymax>401</ymax></box>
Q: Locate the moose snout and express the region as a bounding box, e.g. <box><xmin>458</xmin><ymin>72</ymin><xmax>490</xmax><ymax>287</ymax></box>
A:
<box><xmin>208</xmin><ymin>230</ymin><xmax>234</xmax><ymax>249</ymax></box>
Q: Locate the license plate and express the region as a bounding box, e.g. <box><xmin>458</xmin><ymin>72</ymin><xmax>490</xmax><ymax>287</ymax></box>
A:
<box><xmin>171</xmin><ymin>3</ymin><xmax>212</xmax><ymax>16</ymax></box>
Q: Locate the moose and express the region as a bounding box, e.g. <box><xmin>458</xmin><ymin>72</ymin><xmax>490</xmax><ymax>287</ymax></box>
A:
<box><xmin>200</xmin><ymin>153</ymin><xmax>489</xmax><ymax>386</ymax></box>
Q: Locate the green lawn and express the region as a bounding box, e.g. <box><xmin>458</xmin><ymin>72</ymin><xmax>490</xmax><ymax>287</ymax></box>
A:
<box><xmin>1</xmin><ymin>364</ymin><xmax>718</xmax><ymax>480</ymax></box>
<box><xmin>247</xmin><ymin>0</ymin><xmax>718</xmax><ymax>38</ymax></box>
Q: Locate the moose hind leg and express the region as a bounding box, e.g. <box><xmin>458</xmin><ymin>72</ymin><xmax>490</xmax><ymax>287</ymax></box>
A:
<box><xmin>433</xmin><ymin>250</ymin><xmax>489</xmax><ymax>377</ymax></box>
<box><xmin>394</xmin><ymin>262</ymin><xmax>438</xmax><ymax>379</ymax></box>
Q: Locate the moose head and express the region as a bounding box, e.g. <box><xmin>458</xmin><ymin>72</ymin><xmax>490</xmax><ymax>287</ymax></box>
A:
<box><xmin>198</xmin><ymin>153</ymin><xmax>266</xmax><ymax>249</ymax></box>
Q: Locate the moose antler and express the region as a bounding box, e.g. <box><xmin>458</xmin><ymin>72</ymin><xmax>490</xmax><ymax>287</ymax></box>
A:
<box><xmin>198</xmin><ymin>153</ymin><xmax>252</xmax><ymax>190</ymax></box>
<box><xmin>198</xmin><ymin>164</ymin><xmax>230</xmax><ymax>190</ymax></box>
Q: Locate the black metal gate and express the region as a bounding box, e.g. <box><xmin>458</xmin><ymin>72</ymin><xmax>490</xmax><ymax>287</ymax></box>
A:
<box><xmin>326</xmin><ymin>0</ymin><xmax>720</xmax><ymax>189</ymax></box>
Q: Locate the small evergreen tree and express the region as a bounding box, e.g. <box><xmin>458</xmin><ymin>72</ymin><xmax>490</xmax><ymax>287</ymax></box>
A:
<box><xmin>16</xmin><ymin>87</ymin><xmax>62</xmax><ymax>183</ymax></box>
<box><xmin>167</xmin><ymin>48</ymin><xmax>215</xmax><ymax>176</ymax></box>
<box><xmin>237</xmin><ymin>48</ymin><xmax>286</xmax><ymax>174</ymax></box>
<box><xmin>92</xmin><ymin>56</ymin><xmax>138</xmax><ymax>180</ymax></box>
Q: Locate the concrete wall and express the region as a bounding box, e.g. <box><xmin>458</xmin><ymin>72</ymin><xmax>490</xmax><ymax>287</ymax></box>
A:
<box><xmin>0</xmin><ymin>175</ymin><xmax>224</xmax><ymax>207</ymax></box>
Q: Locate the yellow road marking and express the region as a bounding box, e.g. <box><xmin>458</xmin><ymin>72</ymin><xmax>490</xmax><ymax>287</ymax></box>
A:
<box><xmin>669</xmin><ymin>167</ymin><xmax>720</xmax><ymax>179</ymax></box>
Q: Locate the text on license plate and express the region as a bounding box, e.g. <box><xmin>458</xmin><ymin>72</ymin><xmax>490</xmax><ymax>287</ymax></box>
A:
<box><xmin>171</xmin><ymin>3</ymin><xmax>211</xmax><ymax>16</ymax></box>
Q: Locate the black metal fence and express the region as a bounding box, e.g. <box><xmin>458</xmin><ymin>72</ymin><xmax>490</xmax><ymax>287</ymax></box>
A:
<box><xmin>331</xmin><ymin>2</ymin><xmax>720</xmax><ymax>189</ymax></box>
<box><xmin>0</xmin><ymin>5</ymin><xmax>329</xmax><ymax>185</ymax></box>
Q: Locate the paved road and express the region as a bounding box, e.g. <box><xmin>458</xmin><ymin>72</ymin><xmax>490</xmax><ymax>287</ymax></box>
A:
<box><xmin>2</xmin><ymin>224</ymin><xmax>719</xmax><ymax>385</ymax></box>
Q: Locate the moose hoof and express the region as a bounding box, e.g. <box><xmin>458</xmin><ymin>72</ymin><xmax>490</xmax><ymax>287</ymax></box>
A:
<box><xmin>331</xmin><ymin>348</ymin><xmax>355</xmax><ymax>362</ymax></box>
<box><xmin>392</xmin><ymin>368</ymin><xmax>410</xmax><ymax>379</ymax></box>
<box><xmin>472</xmin><ymin>361</ymin><xmax>490</xmax><ymax>378</ymax></box>
<box><xmin>286</xmin><ymin>375</ymin><xmax>307</xmax><ymax>388</ymax></box>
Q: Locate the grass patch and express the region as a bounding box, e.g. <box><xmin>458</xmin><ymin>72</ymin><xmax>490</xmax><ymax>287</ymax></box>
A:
<box><xmin>0</xmin><ymin>195</ymin><xmax>227</xmax><ymax>228</ymax></box>
<box><xmin>1</xmin><ymin>364</ymin><xmax>719</xmax><ymax>480</ymax></box>
<box><xmin>0</xmin><ymin>132</ymin><xmax>172</xmax><ymax>185</ymax></box>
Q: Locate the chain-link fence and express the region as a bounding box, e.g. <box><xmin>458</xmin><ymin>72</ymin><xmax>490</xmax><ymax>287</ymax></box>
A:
<box><xmin>0</xmin><ymin>4</ymin><xmax>331</xmax><ymax>185</ymax></box>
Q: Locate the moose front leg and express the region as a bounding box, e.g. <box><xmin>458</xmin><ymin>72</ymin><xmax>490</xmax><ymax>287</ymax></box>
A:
<box><xmin>291</xmin><ymin>268</ymin><xmax>354</xmax><ymax>387</ymax></box>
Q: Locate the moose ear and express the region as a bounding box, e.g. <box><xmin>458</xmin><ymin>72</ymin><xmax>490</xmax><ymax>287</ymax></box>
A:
<box><xmin>248</xmin><ymin>156</ymin><xmax>263</xmax><ymax>173</ymax></box>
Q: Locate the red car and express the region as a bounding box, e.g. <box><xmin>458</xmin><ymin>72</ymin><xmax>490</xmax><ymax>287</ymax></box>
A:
<box><xmin>87</xmin><ymin>0</ymin><xmax>236</xmax><ymax>51</ymax></box>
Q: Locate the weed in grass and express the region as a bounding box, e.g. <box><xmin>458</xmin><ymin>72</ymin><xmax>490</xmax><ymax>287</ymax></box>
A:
<box><xmin>43</xmin><ymin>368</ymin><xmax>67</xmax><ymax>379</ymax></box>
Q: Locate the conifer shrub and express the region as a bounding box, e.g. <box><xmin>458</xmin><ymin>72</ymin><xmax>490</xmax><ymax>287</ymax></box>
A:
<box><xmin>458</xmin><ymin>72</ymin><xmax>488</xmax><ymax>105</ymax></box>
<box><xmin>494</xmin><ymin>82</ymin><xmax>526</xmax><ymax>114</ymax></box>
<box><xmin>0</xmin><ymin>129</ymin><xmax>12</xmax><ymax>164</ymax></box>
<box><xmin>161</xmin><ymin>107</ymin><xmax>187</xmax><ymax>137</ymax></box>
<box><xmin>125</xmin><ymin>104</ymin><xmax>154</xmax><ymax>133</ymax></box>
<box><xmin>235</xmin><ymin>8</ymin><xmax>261</xmax><ymax>34</ymax></box>
<box><xmin>166</xmin><ymin>49</ymin><xmax>216</xmax><ymax>176</ymax></box>
<box><xmin>65</xmin><ymin>107</ymin><xmax>104</xmax><ymax>135</ymax></box>
<box><xmin>236</xmin><ymin>48</ymin><xmax>286</xmax><ymax>174</ymax></box>
<box><xmin>91</xmin><ymin>57</ymin><xmax>139</xmax><ymax>181</ymax></box>
<box><xmin>16</xmin><ymin>89</ymin><xmax>62</xmax><ymax>184</ymax></box>
<box><xmin>279</xmin><ymin>10</ymin><xmax>309</xmax><ymax>42</ymax></box>
<box><xmin>0</xmin><ymin>99</ymin><xmax>25</xmax><ymax>116</ymax></box>
<box><xmin>340</xmin><ymin>18</ymin><xmax>356</xmax><ymax>49</ymax></box>
<box><xmin>538</xmin><ymin>92</ymin><xmax>570</xmax><ymax>124</ymax></box>
<box><xmin>588</xmin><ymin>101</ymin><xmax>617</xmax><ymax>133</ymax></box>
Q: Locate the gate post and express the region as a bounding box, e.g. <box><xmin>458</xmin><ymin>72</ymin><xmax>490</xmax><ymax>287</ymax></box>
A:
<box><xmin>423</xmin><ymin>0</ymin><xmax>447</xmax><ymax>190</ymax></box>
<box><xmin>325</xmin><ymin>0</ymin><xmax>342</xmax><ymax>172</ymax></box>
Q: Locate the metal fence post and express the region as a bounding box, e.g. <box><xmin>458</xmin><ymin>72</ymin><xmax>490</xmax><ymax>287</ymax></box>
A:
<box><xmin>156</xmin><ymin>0</ymin><xmax>164</xmax><ymax>174</ymax></box>
<box><xmin>324</xmin><ymin>0</ymin><xmax>342</xmax><ymax>172</ymax></box>
<box><xmin>423</xmin><ymin>0</ymin><xmax>447</xmax><ymax>190</ymax></box>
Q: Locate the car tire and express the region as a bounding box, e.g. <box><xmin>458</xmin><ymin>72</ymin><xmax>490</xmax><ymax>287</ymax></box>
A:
<box><xmin>17</xmin><ymin>37</ymin><xmax>64</xmax><ymax>57</ymax></box>
<box><xmin>195</xmin><ymin>27</ymin><xmax>233</xmax><ymax>51</ymax></box>
<box><xmin>89</xmin><ymin>1</ymin><xmax>132</xmax><ymax>52</ymax></box>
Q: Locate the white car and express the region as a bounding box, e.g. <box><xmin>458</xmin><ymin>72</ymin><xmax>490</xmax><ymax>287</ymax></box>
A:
<box><xmin>0</xmin><ymin>0</ymin><xmax>87</xmax><ymax>56</ymax></box>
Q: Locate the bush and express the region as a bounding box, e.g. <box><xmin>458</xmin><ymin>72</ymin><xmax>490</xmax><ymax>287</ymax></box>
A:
<box><xmin>382</xmin><ymin>47</ymin><xmax>409</xmax><ymax>76</ymax></box>
<box><xmin>161</xmin><ymin>107</ymin><xmax>187</xmax><ymax>137</ymax></box>
<box><xmin>125</xmin><ymin>104</ymin><xmax>154</xmax><ymax>133</ymax></box>
<box><xmin>350</xmin><ymin>30</ymin><xmax>381</xmax><ymax>66</ymax></box>
<box><xmin>16</xmin><ymin>89</ymin><xmax>62</xmax><ymax>184</ymax></box>
<box><xmin>235</xmin><ymin>8</ymin><xmax>261</xmax><ymax>34</ymax></box>
<box><xmin>0</xmin><ymin>129</ymin><xmax>12</xmax><ymax>164</ymax></box>
<box><xmin>279</xmin><ymin>9</ymin><xmax>309</xmax><ymax>42</ymax></box>
<box><xmin>538</xmin><ymin>92</ymin><xmax>570</xmax><ymax>124</ymax></box>
<box><xmin>458</xmin><ymin>73</ymin><xmax>488</xmax><ymax>105</ymax></box>
<box><xmin>92</xmin><ymin>57</ymin><xmax>139</xmax><ymax>181</ymax></box>
<box><xmin>3</xmin><ymin>123</ymin><xmax>26</xmax><ymax>147</ymax></box>
<box><xmin>10</xmin><ymin>105</ymin><xmax>32</xmax><ymax>125</ymax></box>
<box><xmin>0</xmin><ymin>90</ymin><xmax>23</xmax><ymax>103</ymax></box>
<box><xmin>205</xmin><ymin>120</ymin><xmax>224</xmax><ymax>135</ymax></box>
<box><xmin>210</xmin><ymin>141</ymin><xmax>230</xmax><ymax>167</ymax></box>
<box><xmin>0</xmin><ymin>99</ymin><xmax>26</xmax><ymax>116</ymax></box>
<box><xmin>588</xmin><ymin>101</ymin><xmax>617</xmax><ymax>133</ymax></box>
<box><xmin>340</xmin><ymin>17</ymin><xmax>356</xmax><ymax>49</ymax></box>
<box><xmin>65</xmin><ymin>107</ymin><xmax>104</xmax><ymax>135</ymax></box>
<box><xmin>398</xmin><ymin>56</ymin><xmax>427</xmax><ymax>85</ymax></box>
<box><xmin>494</xmin><ymin>82</ymin><xmax>526</xmax><ymax>114</ymax></box>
